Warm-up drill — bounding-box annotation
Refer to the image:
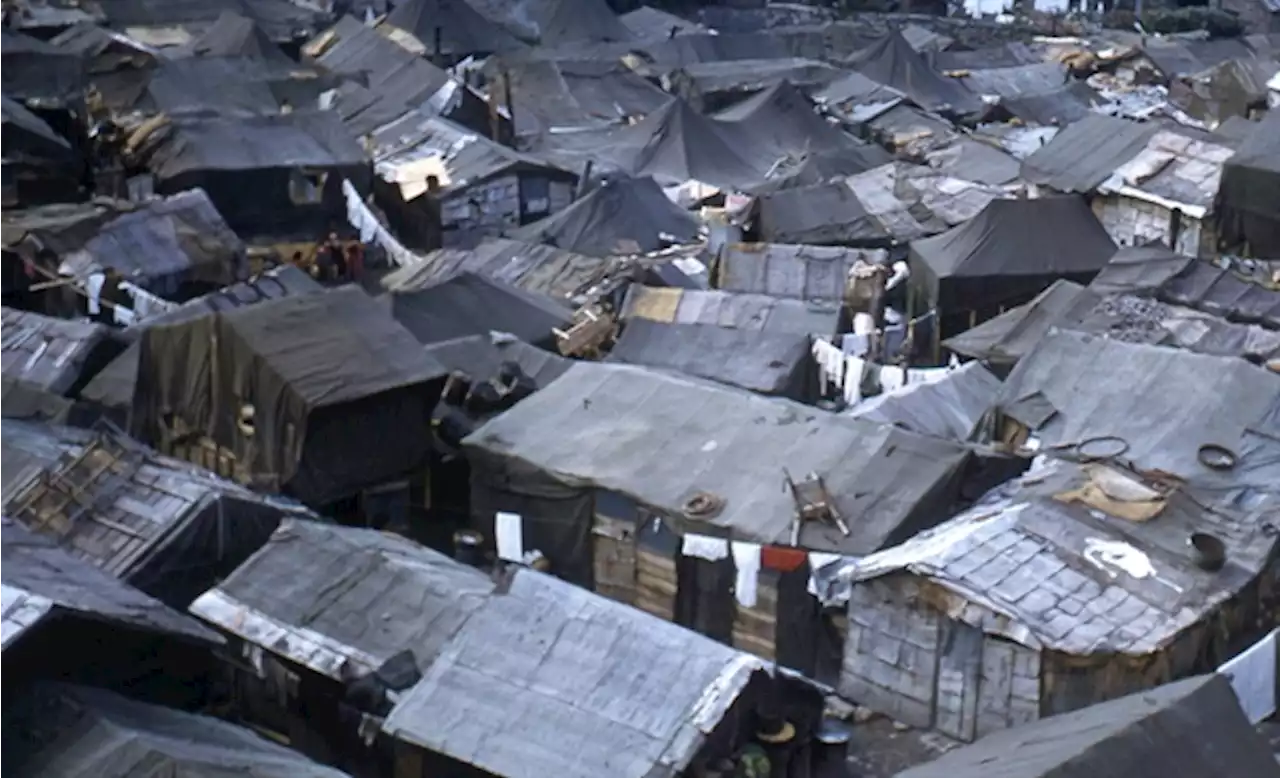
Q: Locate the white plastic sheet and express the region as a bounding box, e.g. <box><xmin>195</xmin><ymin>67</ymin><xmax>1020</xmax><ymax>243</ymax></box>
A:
<box><xmin>495</xmin><ymin>511</ymin><xmax>524</xmax><ymax>563</ymax></box>
<box><xmin>1219</xmin><ymin>628</ymin><xmax>1278</xmax><ymax>724</ymax></box>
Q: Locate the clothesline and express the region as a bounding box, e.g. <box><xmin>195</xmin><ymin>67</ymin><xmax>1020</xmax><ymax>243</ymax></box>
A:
<box><xmin>342</xmin><ymin>179</ymin><xmax>420</xmax><ymax>268</ymax></box>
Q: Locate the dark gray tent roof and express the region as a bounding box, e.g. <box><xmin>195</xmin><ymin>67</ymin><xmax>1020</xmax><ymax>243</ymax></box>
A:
<box><xmin>753</xmin><ymin>181</ymin><xmax>890</xmax><ymax>246</ymax></box>
<box><xmin>0</xmin><ymin>29</ymin><xmax>86</xmax><ymax>105</ymax></box>
<box><xmin>910</xmin><ymin>196</ymin><xmax>1116</xmax><ymax>291</ymax></box>
<box><xmin>385</xmin><ymin>0</ymin><xmax>524</xmax><ymax>55</ymax></box>
<box><xmin>423</xmin><ymin>333</ymin><xmax>571</xmax><ymax>388</ymax></box>
<box><xmin>513</xmin><ymin>176</ymin><xmax>701</xmax><ymax>257</ymax></box>
<box><xmin>1216</xmin><ymin>109</ymin><xmax>1280</xmax><ymax>257</ymax></box>
<box><xmin>7</xmin><ymin>683</ymin><xmax>350</xmax><ymax>777</ymax></box>
<box><xmin>944</xmin><ymin>279</ymin><xmax>1096</xmax><ymax>365</ymax></box>
<box><xmin>847</xmin><ymin>361</ymin><xmax>1002</xmax><ymax>442</ymax></box>
<box><xmin>465</xmin><ymin>361</ymin><xmax>969</xmax><ymax>552</ymax></box>
<box><xmin>389</xmin><ymin>271</ymin><xmax>572</xmax><ymax>349</ymax></box>
<box><xmin>715</xmin><ymin>79</ymin><xmax>866</xmax><ymax>159</ymax></box>
<box><xmin>2</xmin><ymin>521</ymin><xmax>221</xmax><ymax>650</ymax></box>
<box><xmin>1</xmin><ymin>95</ymin><xmax>73</xmax><ymax>161</ymax></box>
<box><xmin>523</xmin><ymin>0</ymin><xmax>635</xmax><ymax>45</ymax></box>
<box><xmin>184</xmin><ymin>10</ymin><xmax>293</xmax><ymax>63</ymax></box>
<box><xmin>751</xmin><ymin>146</ymin><xmax>892</xmax><ymax>193</ymax></box>
<box><xmin>607</xmin><ymin>319</ymin><xmax>811</xmax><ymax>396</ymax></box>
<box><xmin>621</xmin><ymin>285</ymin><xmax>841</xmax><ymax>339</ymax></box>
<box><xmin>381</xmin><ymin>237</ymin><xmax>612</xmax><ymax>301</ymax></box>
<box><xmin>895</xmin><ymin>674</ymin><xmax>1280</xmax><ymax>778</ymax></box>
<box><xmin>844</xmin><ymin>30</ymin><xmax>981</xmax><ymax>115</ymax></box>
<box><xmin>498</xmin><ymin>58</ymin><xmax>668</xmax><ymax>137</ymax></box>
<box><xmin>625</xmin><ymin>98</ymin><xmax>768</xmax><ymax>189</ymax></box>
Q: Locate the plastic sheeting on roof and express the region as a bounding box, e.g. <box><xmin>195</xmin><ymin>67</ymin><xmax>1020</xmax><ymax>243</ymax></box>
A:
<box><xmin>845</xmin><ymin>30</ymin><xmax>982</xmax><ymax>116</ymax></box>
<box><xmin>846</xmin><ymin>360</ymin><xmax>1002</xmax><ymax>442</ymax></box>
<box><xmin>1021</xmin><ymin>113</ymin><xmax>1158</xmax><ymax>193</ymax></box>
<box><xmin>183</xmin><ymin>10</ymin><xmax>293</xmax><ymax>63</ymax></box>
<box><xmin>716</xmin><ymin>80</ymin><xmax>867</xmax><ymax>160</ymax></box>
<box><xmin>514</xmin><ymin>176</ymin><xmax>701</xmax><ymax>257</ymax></box>
<box><xmin>752</xmin><ymin>181</ymin><xmax>890</xmax><ymax>246</ymax></box>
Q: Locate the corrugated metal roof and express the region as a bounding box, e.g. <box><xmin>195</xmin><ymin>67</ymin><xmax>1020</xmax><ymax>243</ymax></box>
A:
<box><xmin>1098</xmin><ymin>129</ymin><xmax>1234</xmax><ymax>215</ymax></box>
<box><xmin>381</xmin><ymin>238</ymin><xmax>613</xmax><ymax>301</ymax></box>
<box><xmin>383</xmin><ymin>569</ymin><xmax>763</xmax><ymax>778</ymax></box>
<box><xmin>620</xmin><ymin>285</ymin><xmax>841</xmax><ymax>338</ymax></box>
<box><xmin>717</xmin><ymin>242</ymin><xmax>888</xmax><ymax>301</ymax></box>
<box><xmin>464</xmin><ymin>361</ymin><xmax>969</xmax><ymax>553</ymax></box>
<box><xmin>959</xmin><ymin>62</ymin><xmax>1069</xmax><ymax>100</ymax></box>
<box><xmin>846</xmin><ymin>361</ymin><xmax>1002</xmax><ymax>442</ymax></box>
<box><xmin>0</xmin><ymin>308</ymin><xmax>110</xmax><ymax>395</ymax></box>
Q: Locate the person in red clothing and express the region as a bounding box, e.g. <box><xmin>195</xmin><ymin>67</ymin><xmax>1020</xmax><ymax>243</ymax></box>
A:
<box><xmin>345</xmin><ymin>242</ymin><xmax>364</xmax><ymax>281</ymax></box>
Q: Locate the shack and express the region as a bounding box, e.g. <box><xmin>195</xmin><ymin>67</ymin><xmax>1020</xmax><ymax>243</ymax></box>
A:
<box><xmin>716</xmin><ymin>243</ymin><xmax>889</xmax><ymax>302</ymax></box>
<box><xmin>820</xmin><ymin>457</ymin><xmax>1279</xmax><ymax>742</ymax></box>
<box><xmin>131</xmin><ymin>286</ymin><xmax>448</xmax><ymax>518</ymax></box>
<box><xmin>463</xmin><ymin>361</ymin><xmax>970</xmax><ymax>674</ymax></box>
<box><xmin>5</xmin><ymin>683</ymin><xmax>352</xmax><ymax>778</ymax></box>
<box><xmin>388</xmin><ymin>271</ymin><xmax>573</xmax><ymax>350</ymax></box>
<box><xmin>0</xmin><ymin>307</ymin><xmax>120</xmax><ymax>396</ymax></box>
<box><xmin>190</xmin><ymin>520</ymin><xmax>814</xmax><ymax>778</ymax></box>
<box><xmin>1</xmin><ymin>95</ymin><xmax>81</xmax><ymax>208</ymax></box>
<box><xmin>2</xmin><ymin>519</ymin><xmax>222</xmax><ymax>706</ymax></box>
<box><xmin>620</xmin><ymin>285</ymin><xmax>842</xmax><ymax>340</ymax></box>
<box><xmin>2</xmin><ymin>421</ymin><xmax>309</xmax><ymax>609</ymax></box>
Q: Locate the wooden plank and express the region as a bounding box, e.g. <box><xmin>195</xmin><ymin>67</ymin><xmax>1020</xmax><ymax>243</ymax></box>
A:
<box><xmin>635</xmin><ymin>547</ymin><xmax>675</xmax><ymax>621</ymax></box>
<box><xmin>592</xmin><ymin>514</ymin><xmax>636</xmax><ymax>606</ymax></box>
<box><xmin>732</xmin><ymin>580</ymin><xmax>778</xmax><ymax>660</ymax></box>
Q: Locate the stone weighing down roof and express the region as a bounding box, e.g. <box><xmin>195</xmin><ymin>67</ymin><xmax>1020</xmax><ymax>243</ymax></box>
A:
<box><xmin>826</xmin><ymin>458</ymin><xmax>1278</xmax><ymax>655</ymax></box>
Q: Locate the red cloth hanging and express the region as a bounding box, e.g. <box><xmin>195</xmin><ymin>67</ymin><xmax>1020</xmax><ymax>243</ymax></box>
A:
<box><xmin>760</xmin><ymin>546</ymin><xmax>807</xmax><ymax>572</ymax></box>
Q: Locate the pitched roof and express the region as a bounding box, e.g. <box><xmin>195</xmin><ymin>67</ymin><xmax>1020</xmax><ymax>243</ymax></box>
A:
<box><xmin>380</xmin><ymin>238</ymin><xmax>612</xmax><ymax>301</ymax></box>
<box><xmin>1021</xmin><ymin>114</ymin><xmax>1158</xmax><ymax>193</ymax></box>
<box><xmin>389</xmin><ymin>271</ymin><xmax>572</xmax><ymax>349</ymax></box>
<box><xmin>183</xmin><ymin>10</ymin><xmax>293</xmax><ymax>63</ymax></box>
<box><xmin>385</xmin><ymin>0</ymin><xmax>524</xmax><ymax>55</ymax></box>
<box><xmin>845</xmin><ymin>30</ymin><xmax>981</xmax><ymax>115</ymax></box>
<box><xmin>847</xmin><ymin>361</ymin><xmax>1002</xmax><ymax>442</ymax></box>
<box><xmin>620</xmin><ymin>285</ymin><xmax>841</xmax><ymax>338</ymax></box>
<box><xmin>464</xmin><ymin>362</ymin><xmax>969</xmax><ymax>552</ymax></box>
<box><xmin>717</xmin><ymin>242</ymin><xmax>888</xmax><ymax>301</ymax></box>
<box><xmin>624</xmin><ymin>98</ymin><xmax>768</xmax><ymax>189</ymax></box>
<box><xmin>0</xmin><ymin>308</ymin><xmax>112</xmax><ymax>395</ymax></box>
<box><xmin>894</xmin><ymin>674</ymin><xmax>1280</xmax><ymax>778</ymax></box>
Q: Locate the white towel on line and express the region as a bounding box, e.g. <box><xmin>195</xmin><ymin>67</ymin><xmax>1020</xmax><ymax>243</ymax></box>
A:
<box><xmin>843</xmin><ymin>357</ymin><xmax>864</xmax><ymax>405</ymax></box>
<box><xmin>731</xmin><ymin>541</ymin><xmax>761</xmax><ymax>608</ymax></box>
<box><xmin>682</xmin><ymin>533</ymin><xmax>730</xmax><ymax>561</ymax></box>
<box><xmin>880</xmin><ymin>365</ymin><xmax>906</xmax><ymax>393</ymax></box>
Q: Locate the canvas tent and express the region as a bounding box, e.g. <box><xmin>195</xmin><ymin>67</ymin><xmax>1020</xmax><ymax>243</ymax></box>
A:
<box><xmin>1215</xmin><ymin>109</ymin><xmax>1280</xmax><ymax>257</ymax></box>
<box><xmin>716</xmin><ymin>80</ymin><xmax>864</xmax><ymax>160</ymax></box>
<box><xmin>385</xmin><ymin>0</ymin><xmax>523</xmax><ymax>57</ymax></box>
<box><xmin>1</xmin><ymin>95</ymin><xmax>80</xmax><ymax>207</ymax></box>
<box><xmin>908</xmin><ymin>195</ymin><xmax>1116</xmax><ymax>312</ymax></box>
<box><xmin>182</xmin><ymin>10</ymin><xmax>293</xmax><ymax>63</ymax></box>
<box><xmin>624</xmin><ymin>98</ymin><xmax>769</xmax><ymax>190</ymax></box>
<box><xmin>514</xmin><ymin>176</ymin><xmax>701</xmax><ymax>257</ymax></box>
<box><xmin>844</xmin><ymin>30</ymin><xmax>981</xmax><ymax>116</ymax></box>
<box><xmin>1</xmin><ymin>30</ymin><xmax>85</xmax><ymax>107</ymax></box>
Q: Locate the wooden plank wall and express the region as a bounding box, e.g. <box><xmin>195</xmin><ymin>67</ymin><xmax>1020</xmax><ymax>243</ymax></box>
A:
<box><xmin>591</xmin><ymin>513</ymin><xmax>637</xmax><ymax>605</ymax></box>
<box><xmin>635</xmin><ymin>547</ymin><xmax>676</xmax><ymax>622</ymax></box>
<box><xmin>732</xmin><ymin>579</ymin><xmax>778</xmax><ymax>661</ymax></box>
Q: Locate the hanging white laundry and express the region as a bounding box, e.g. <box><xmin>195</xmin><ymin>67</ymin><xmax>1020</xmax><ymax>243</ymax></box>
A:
<box><xmin>880</xmin><ymin>365</ymin><xmax>906</xmax><ymax>393</ymax></box>
<box><xmin>841</xmin><ymin>333</ymin><xmax>870</xmax><ymax>358</ymax></box>
<box><xmin>853</xmin><ymin>312</ymin><xmax>876</xmax><ymax>335</ymax></box>
<box><xmin>1219</xmin><ymin>628</ymin><xmax>1278</xmax><ymax>724</ymax></box>
<box><xmin>494</xmin><ymin>511</ymin><xmax>524</xmax><ymax>562</ymax></box>
<box><xmin>948</xmin><ymin>353</ymin><xmax>961</xmax><ymax>369</ymax></box>
<box><xmin>809</xmin><ymin>552</ymin><xmax>843</xmax><ymax>573</ymax></box>
<box><xmin>730</xmin><ymin>541</ymin><xmax>761</xmax><ymax>608</ymax></box>
<box><xmin>682</xmin><ymin>533</ymin><xmax>730</xmax><ymax>561</ymax></box>
<box><xmin>85</xmin><ymin>272</ymin><xmax>106</xmax><ymax>315</ymax></box>
<box><xmin>843</xmin><ymin>356</ymin><xmax>864</xmax><ymax>405</ymax></box>
<box><xmin>906</xmin><ymin>366</ymin><xmax>951</xmax><ymax>387</ymax></box>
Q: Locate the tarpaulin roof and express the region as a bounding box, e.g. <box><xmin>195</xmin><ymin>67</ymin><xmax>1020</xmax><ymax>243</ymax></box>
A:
<box><xmin>2</xmin><ymin>521</ymin><xmax>220</xmax><ymax>650</ymax></box>
<box><xmin>910</xmin><ymin>196</ymin><xmax>1116</xmax><ymax>308</ymax></box>
<box><xmin>1</xmin><ymin>95</ymin><xmax>73</xmax><ymax>162</ymax></box>
<box><xmin>674</xmin><ymin>58</ymin><xmax>843</xmax><ymax>100</ymax></box>
<box><xmin>998</xmin><ymin>329</ymin><xmax>1280</xmax><ymax>495</ymax></box>
<box><xmin>944</xmin><ymin>279</ymin><xmax>1096</xmax><ymax>365</ymax></box>
<box><xmin>464</xmin><ymin>361</ymin><xmax>969</xmax><ymax>552</ymax></box>
<box><xmin>1216</xmin><ymin>108</ymin><xmax>1280</xmax><ymax>257</ymax></box>
<box><xmin>138</xmin><ymin>110</ymin><xmax>368</xmax><ymax>179</ymax></box>
<box><xmin>8</xmin><ymin>683</ymin><xmax>350</xmax><ymax>777</ymax></box>
<box><xmin>518</xmin><ymin>0</ymin><xmax>635</xmax><ymax>45</ymax></box>
<box><xmin>116</xmin><ymin>57</ymin><xmax>335</xmax><ymax>116</ymax></box>
<box><xmin>0</xmin><ymin>29</ymin><xmax>86</xmax><ymax>106</ymax></box>
<box><xmin>513</xmin><ymin>176</ymin><xmax>701</xmax><ymax>257</ymax></box>
<box><xmin>895</xmin><ymin>675</ymin><xmax>1280</xmax><ymax>778</ymax></box>
<box><xmin>608</xmin><ymin>319</ymin><xmax>812</xmax><ymax>397</ymax></box>
<box><xmin>94</xmin><ymin>0</ymin><xmax>324</xmax><ymax>43</ymax></box>
<box><xmin>923</xmin><ymin>138</ymin><xmax>1021</xmax><ymax>186</ymax></box>
<box><xmin>619</xmin><ymin>6</ymin><xmax>705</xmax><ymax>39</ymax></box>
<box><xmin>389</xmin><ymin>271</ymin><xmax>572</xmax><ymax>349</ymax></box>
<box><xmin>749</xmin><ymin>145</ymin><xmax>893</xmax><ymax>193</ymax></box>
<box><xmin>183</xmin><ymin>10</ymin><xmax>293</xmax><ymax>63</ymax></box>
<box><xmin>423</xmin><ymin>333</ymin><xmax>571</xmax><ymax>388</ymax></box>
<box><xmin>847</xmin><ymin>361</ymin><xmax>1002</xmax><ymax>442</ymax></box>
<box><xmin>753</xmin><ymin>181</ymin><xmax>891</xmax><ymax>246</ymax></box>
<box><xmin>715</xmin><ymin>79</ymin><xmax>866</xmax><ymax>159</ymax></box>
<box><xmin>844</xmin><ymin>30</ymin><xmax>981</xmax><ymax>115</ymax></box>
<box><xmin>79</xmin><ymin>266</ymin><xmax>322</xmax><ymax>414</ymax></box>
<box><xmin>1021</xmin><ymin>113</ymin><xmax>1158</xmax><ymax>193</ymax></box>
<box><xmin>624</xmin><ymin>98</ymin><xmax>769</xmax><ymax>189</ymax></box>
<box><xmin>1000</xmin><ymin>82</ymin><xmax>1099</xmax><ymax>127</ymax></box>
<box><xmin>385</xmin><ymin>0</ymin><xmax>524</xmax><ymax>56</ymax></box>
